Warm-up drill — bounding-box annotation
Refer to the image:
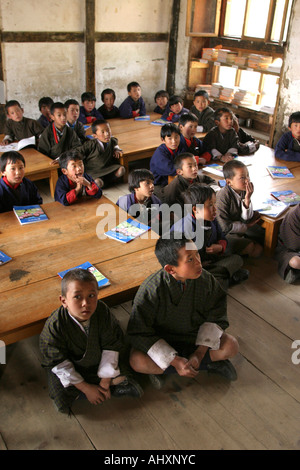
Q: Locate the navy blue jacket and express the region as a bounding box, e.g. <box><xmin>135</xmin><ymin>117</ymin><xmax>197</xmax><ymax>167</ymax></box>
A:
<box><xmin>54</xmin><ymin>173</ymin><xmax>102</xmax><ymax>206</ymax></box>
<box><xmin>116</xmin><ymin>192</ymin><xmax>161</xmax><ymax>228</ymax></box>
<box><xmin>78</xmin><ymin>106</ymin><xmax>104</xmax><ymax>124</ymax></box>
<box><xmin>119</xmin><ymin>96</ymin><xmax>146</xmax><ymax>119</ymax></box>
<box><xmin>150</xmin><ymin>143</ymin><xmax>184</xmax><ymax>187</ymax></box>
<box><xmin>0</xmin><ymin>177</ymin><xmax>43</xmax><ymax>213</ymax></box>
<box><xmin>179</xmin><ymin>134</ymin><xmax>204</xmax><ymax>156</ymax></box>
<box><xmin>274</xmin><ymin>131</ymin><xmax>300</xmax><ymax>162</ymax></box>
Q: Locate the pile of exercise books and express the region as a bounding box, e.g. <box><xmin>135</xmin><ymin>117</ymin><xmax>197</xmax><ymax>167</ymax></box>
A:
<box><xmin>247</xmin><ymin>54</ymin><xmax>272</xmax><ymax>69</ymax></box>
<box><xmin>219</xmin><ymin>86</ymin><xmax>235</xmax><ymax>102</ymax></box>
<box><xmin>232</xmin><ymin>89</ymin><xmax>257</xmax><ymax>107</ymax></box>
<box><xmin>201</xmin><ymin>48</ymin><xmax>218</xmax><ymax>61</ymax></box>
<box><xmin>217</xmin><ymin>49</ymin><xmax>237</xmax><ymax>64</ymax></box>
<box><xmin>210</xmin><ymin>83</ymin><xmax>223</xmax><ymax>98</ymax></box>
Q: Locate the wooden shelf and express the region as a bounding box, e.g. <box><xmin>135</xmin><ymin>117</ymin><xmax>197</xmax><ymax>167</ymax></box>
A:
<box><xmin>191</xmin><ymin>58</ymin><xmax>281</xmax><ymax>77</ymax></box>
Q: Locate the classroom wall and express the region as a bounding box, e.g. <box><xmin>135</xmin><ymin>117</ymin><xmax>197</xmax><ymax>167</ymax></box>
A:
<box><xmin>273</xmin><ymin>0</ymin><xmax>300</xmax><ymax>145</ymax></box>
<box><xmin>0</xmin><ymin>0</ymin><xmax>192</xmax><ymax>120</ymax></box>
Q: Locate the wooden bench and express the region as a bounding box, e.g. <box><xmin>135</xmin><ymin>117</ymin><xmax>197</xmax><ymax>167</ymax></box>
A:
<box><xmin>0</xmin><ymin>197</ymin><xmax>160</xmax><ymax>344</ymax></box>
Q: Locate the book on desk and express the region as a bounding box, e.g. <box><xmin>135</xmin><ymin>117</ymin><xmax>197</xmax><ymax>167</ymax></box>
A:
<box><xmin>0</xmin><ymin>136</ymin><xmax>36</xmax><ymax>152</ymax></box>
<box><xmin>0</xmin><ymin>251</ymin><xmax>12</xmax><ymax>265</ymax></box>
<box><xmin>267</xmin><ymin>166</ymin><xmax>294</xmax><ymax>178</ymax></box>
<box><xmin>105</xmin><ymin>218</ymin><xmax>150</xmax><ymax>243</ymax></box>
<box><xmin>13</xmin><ymin>205</ymin><xmax>48</xmax><ymax>225</ymax></box>
<box><xmin>58</xmin><ymin>261</ymin><xmax>110</xmax><ymax>289</ymax></box>
<box><xmin>271</xmin><ymin>190</ymin><xmax>300</xmax><ymax>206</ymax></box>
<box><xmin>254</xmin><ymin>198</ymin><xmax>289</xmax><ymax>218</ymax></box>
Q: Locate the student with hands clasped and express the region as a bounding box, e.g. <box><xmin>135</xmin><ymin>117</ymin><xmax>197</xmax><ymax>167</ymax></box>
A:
<box><xmin>127</xmin><ymin>234</ymin><xmax>239</xmax><ymax>390</ymax></box>
<box><xmin>39</xmin><ymin>269</ymin><xmax>143</xmax><ymax>413</ymax></box>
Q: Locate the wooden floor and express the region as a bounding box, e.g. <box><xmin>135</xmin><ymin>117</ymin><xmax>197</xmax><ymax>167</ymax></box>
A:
<box><xmin>1</xmin><ymin>178</ymin><xmax>300</xmax><ymax>451</ymax></box>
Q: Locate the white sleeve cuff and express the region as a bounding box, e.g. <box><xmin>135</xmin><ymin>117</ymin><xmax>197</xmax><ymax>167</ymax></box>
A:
<box><xmin>228</xmin><ymin>148</ymin><xmax>238</xmax><ymax>155</ymax></box>
<box><xmin>197</xmin><ymin>125</ymin><xmax>204</xmax><ymax>132</ymax></box>
<box><xmin>195</xmin><ymin>322</ymin><xmax>223</xmax><ymax>350</ymax></box>
<box><xmin>241</xmin><ymin>200</ymin><xmax>253</xmax><ymax>220</ymax></box>
<box><xmin>212</xmin><ymin>149</ymin><xmax>222</xmax><ymax>158</ymax></box>
<box><xmin>97</xmin><ymin>350</ymin><xmax>120</xmax><ymax>378</ymax></box>
<box><xmin>52</xmin><ymin>359</ymin><xmax>84</xmax><ymax>388</ymax></box>
<box><xmin>4</xmin><ymin>135</ymin><xmax>13</xmax><ymax>142</ymax></box>
<box><xmin>147</xmin><ymin>339</ymin><xmax>178</xmax><ymax>370</ymax></box>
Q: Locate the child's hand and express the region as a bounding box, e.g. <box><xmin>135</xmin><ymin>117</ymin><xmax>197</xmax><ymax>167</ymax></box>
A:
<box><xmin>79</xmin><ymin>383</ymin><xmax>108</xmax><ymax>405</ymax></box>
<box><xmin>99</xmin><ymin>378</ymin><xmax>112</xmax><ymax>400</ymax></box>
<box><xmin>254</xmin><ymin>140</ymin><xmax>260</xmax><ymax>150</ymax></box>
<box><xmin>75</xmin><ymin>175</ymin><xmax>92</xmax><ymax>189</ymax></box>
<box><xmin>114</xmin><ymin>149</ymin><xmax>123</xmax><ymax>159</ymax></box>
<box><xmin>0</xmin><ymin>139</ymin><xmax>10</xmax><ymax>146</ymax></box>
<box><xmin>244</xmin><ymin>180</ymin><xmax>254</xmax><ymax>208</ymax></box>
<box><xmin>198</xmin><ymin>157</ymin><xmax>207</xmax><ymax>165</ymax></box>
<box><xmin>206</xmin><ymin>244</ymin><xmax>223</xmax><ymax>255</ymax></box>
<box><xmin>220</xmin><ymin>154</ymin><xmax>234</xmax><ymax>163</ymax></box>
<box><xmin>171</xmin><ymin>355</ymin><xmax>199</xmax><ymax>378</ymax></box>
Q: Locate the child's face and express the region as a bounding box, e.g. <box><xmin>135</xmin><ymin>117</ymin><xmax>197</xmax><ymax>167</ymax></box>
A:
<box><xmin>170</xmin><ymin>102</ymin><xmax>183</xmax><ymax>114</ymax></box>
<box><xmin>62</xmin><ymin>159</ymin><xmax>85</xmax><ymax>182</ymax></box>
<box><xmin>289</xmin><ymin>122</ymin><xmax>300</xmax><ymax>140</ymax></box>
<box><xmin>51</xmin><ymin>108</ymin><xmax>67</xmax><ymax>129</ymax></box>
<box><xmin>83</xmin><ymin>100</ymin><xmax>96</xmax><ymax>113</ymax></box>
<box><xmin>193</xmin><ymin>193</ymin><xmax>217</xmax><ymax>222</ymax></box>
<box><xmin>93</xmin><ymin>123</ymin><xmax>112</xmax><ymax>143</ymax></box>
<box><xmin>66</xmin><ymin>104</ymin><xmax>80</xmax><ymax>124</ymax></box>
<box><xmin>163</xmin><ymin>132</ymin><xmax>180</xmax><ymax>150</ymax></box>
<box><xmin>40</xmin><ymin>105</ymin><xmax>51</xmax><ymax>119</ymax></box>
<box><xmin>2</xmin><ymin>158</ymin><xmax>25</xmax><ymax>185</ymax></box>
<box><xmin>226</xmin><ymin>167</ymin><xmax>250</xmax><ymax>193</ymax></box>
<box><xmin>7</xmin><ymin>105</ymin><xmax>24</xmax><ymax>122</ymax></box>
<box><xmin>177</xmin><ymin>156</ymin><xmax>198</xmax><ymax>180</ymax></box>
<box><xmin>168</xmin><ymin>244</ymin><xmax>202</xmax><ymax>282</ymax></box>
<box><xmin>128</xmin><ymin>86</ymin><xmax>141</xmax><ymax>101</ymax></box>
<box><xmin>217</xmin><ymin>112</ymin><xmax>233</xmax><ymax>133</ymax></box>
<box><xmin>156</xmin><ymin>95</ymin><xmax>168</xmax><ymax>110</ymax></box>
<box><xmin>135</xmin><ymin>179</ymin><xmax>154</xmax><ymax>200</ymax></box>
<box><xmin>60</xmin><ymin>280</ymin><xmax>98</xmax><ymax>322</ymax></box>
<box><xmin>193</xmin><ymin>96</ymin><xmax>209</xmax><ymax>113</ymax></box>
<box><xmin>179</xmin><ymin>120</ymin><xmax>198</xmax><ymax>140</ymax></box>
<box><xmin>103</xmin><ymin>93</ymin><xmax>115</xmax><ymax>110</ymax></box>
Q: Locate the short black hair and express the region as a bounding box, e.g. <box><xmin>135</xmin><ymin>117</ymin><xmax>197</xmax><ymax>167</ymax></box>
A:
<box><xmin>101</xmin><ymin>88</ymin><xmax>116</xmax><ymax>101</ymax></box>
<box><xmin>0</xmin><ymin>151</ymin><xmax>25</xmax><ymax>172</ymax></box>
<box><xmin>91</xmin><ymin>119</ymin><xmax>109</xmax><ymax>134</ymax></box>
<box><xmin>154</xmin><ymin>90</ymin><xmax>169</xmax><ymax>101</ymax></box>
<box><xmin>127</xmin><ymin>81</ymin><xmax>140</xmax><ymax>92</ymax></box>
<box><xmin>288</xmin><ymin>111</ymin><xmax>300</xmax><ymax>127</ymax></box>
<box><xmin>155</xmin><ymin>233</ymin><xmax>193</xmax><ymax>268</ymax></box>
<box><xmin>168</xmin><ymin>95</ymin><xmax>183</xmax><ymax>106</ymax></box>
<box><xmin>214</xmin><ymin>107</ymin><xmax>233</xmax><ymax>122</ymax></box>
<box><xmin>50</xmin><ymin>102</ymin><xmax>65</xmax><ymax>114</ymax></box>
<box><xmin>64</xmin><ymin>99</ymin><xmax>80</xmax><ymax>109</ymax></box>
<box><xmin>183</xmin><ymin>183</ymin><xmax>215</xmax><ymax>207</ymax></box>
<box><xmin>173</xmin><ymin>152</ymin><xmax>196</xmax><ymax>170</ymax></box>
<box><xmin>61</xmin><ymin>268</ymin><xmax>98</xmax><ymax>296</ymax></box>
<box><xmin>178</xmin><ymin>112</ymin><xmax>198</xmax><ymax>127</ymax></box>
<box><xmin>128</xmin><ymin>169</ymin><xmax>154</xmax><ymax>192</ymax></box>
<box><xmin>81</xmin><ymin>91</ymin><xmax>96</xmax><ymax>103</ymax></box>
<box><xmin>5</xmin><ymin>100</ymin><xmax>21</xmax><ymax>113</ymax></box>
<box><xmin>160</xmin><ymin>123</ymin><xmax>181</xmax><ymax>139</ymax></box>
<box><xmin>194</xmin><ymin>90</ymin><xmax>209</xmax><ymax>100</ymax></box>
<box><xmin>223</xmin><ymin>160</ymin><xmax>247</xmax><ymax>180</ymax></box>
<box><xmin>59</xmin><ymin>149</ymin><xmax>83</xmax><ymax>170</ymax></box>
<box><xmin>38</xmin><ymin>97</ymin><xmax>54</xmax><ymax>111</ymax></box>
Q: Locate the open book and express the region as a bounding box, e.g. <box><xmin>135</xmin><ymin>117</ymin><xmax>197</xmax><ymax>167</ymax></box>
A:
<box><xmin>0</xmin><ymin>136</ymin><xmax>36</xmax><ymax>152</ymax></box>
<box><xmin>105</xmin><ymin>218</ymin><xmax>150</xmax><ymax>243</ymax></box>
<box><xmin>202</xmin><ymin>164</ymin><xmax>223</xmax><ymax>177</ymax></box>
<box><xmin>13</xmin><ymin>205</ymin><xmax>48</xmax><ymax>225</ymax></box>
<box><xmin>254</xmin><ymin>199</ymin><xmax>288</xmax><ymax>218</ymax></box>
<box><xmin>58</xmin><ymin>261</ymin><xmax>110</xmax><ymax>289</ymax></box>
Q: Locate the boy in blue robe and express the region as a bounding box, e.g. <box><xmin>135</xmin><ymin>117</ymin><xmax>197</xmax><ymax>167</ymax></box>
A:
<box><xmin>161</xmin><ymin>95</ymin><xmax>189</xmax><ymax>123</ymax></box>
<box><xmin>275</xmin><ymin>111</ymin><xmax>300</xmax><ymax>162</ymax></box>
<box><xmin>119</xmin><ymin>82</ymin><xmax>146</xmax><ymax>119</ymax></box>
<box><xmin>78</xmin><ymin>92</ymin><xmax>104</xmax><ymax>124</ymax></box>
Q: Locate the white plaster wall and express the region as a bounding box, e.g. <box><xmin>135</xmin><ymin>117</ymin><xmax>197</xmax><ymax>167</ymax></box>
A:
<box><xmin>0</xmin><ymin>0</ymin><xmax>84</xmax><ymax>31</ymax></box>
<box><xmin>273</xmin><ymin>0</ymin><xmax>300</xmax><ymax>145</ymax></box>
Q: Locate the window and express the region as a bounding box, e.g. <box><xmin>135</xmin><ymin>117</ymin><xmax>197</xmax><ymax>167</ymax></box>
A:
<box><xmin>223</xmin><ymin>0</ymin><xmax>292</xmax><ymax>43</ymax></box>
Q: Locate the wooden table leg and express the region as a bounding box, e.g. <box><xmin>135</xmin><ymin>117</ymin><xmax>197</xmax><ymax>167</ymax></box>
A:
<box><xmin>119</xmin><ymin>156</ymin><xmax>129</xmax><ymax>183</ymax></box>
<box><xmin>49</xmin><ymin>169</ymin><xmax>58</xmax><ymax>198</ymax></box>
<box><xmin>261</xmin><ymin>218</ymin><xmax>282</xmax><ymax>257</ymax></box>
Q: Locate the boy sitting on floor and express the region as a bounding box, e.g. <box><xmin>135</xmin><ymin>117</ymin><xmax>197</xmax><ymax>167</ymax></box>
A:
<box><xmin>119</xmin><ymin>81</ymin><xmax>146</xmax><ymax>119</ymax></box>
<box><xmin>98</xmin><ymin>88</ymin><xmax>120</xmax><ymax>119</ymax></box>
<box><xmin>126</xmin><ymin>233</ymin><xmax>239</xmax><ymax>390</ymax></box>
<box><xmin>189</xmin><ymin>90</ymin><xmax>215</xmax><ymax>133</ymax></box>
<box><xmin>78</xmin><ymin>119</ymin><xmax>125</xmax><ymax>188</ymax></box>
<box><xmin>274</xmin><ymin>111</ymin><xmax>300</xmax><ymax>162</ymax></box>
<box><xmin>39</xmin><ymin>268</ymin><xmax>143</xmax><ymax>413</ymax></box>
<box><xmin>0</xmin><ymin>150</ymin><xmax>43</xmax><ymax>213</ymax></box>
<box><xmin>161</xmin><ymin>95</ymin><xmax>189</xmax><ymax>123</ymax></box>
<box><xmin>37</xmin><ymin>97</ymin><xmax>54</xmax><ymax>128</ymax></box>
<box><xmin>78</xmin><ymin>92</ymin><xmax>104</xmax><ymax>125</ymax></box>
<box><xmin>203</xmin><ymin>107</ymin><xmax>238</xmax><ymax>163</ymax></box>
<box><xmin>38</xmin><ymin>102</ymin><xmax>82</xmax><ymax>160</ymax></box>
<box><xmin>1</xmin><ymin>100</ymin><xmax>44</xmax><ymax>145</ymax></box>
<box><xmin>178</xmin><ymin>113</ymin><xmax>211</xmax><ymax>165</ymax></box>
<box><xmin>54</xmin><ymin>149</ymin><xmax>102</xmax><ymax>206</ymax></box>
<box><xmin>171</xmin><ymin>184</ymin><xmax>248</xmax><ymax>289</ymax></box>
<box><xmin>65</xmin><ymin>99</ymin><xmax>88</xmax><ymax>144</ymax></box>
<box><xmin>216</xmin><ymin>160</ymin><xmax>263</xmax><ymax>258</ymax></box>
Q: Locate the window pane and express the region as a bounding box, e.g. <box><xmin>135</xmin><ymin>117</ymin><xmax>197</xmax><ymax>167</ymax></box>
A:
<box><xmin>218</xmin><ymin>66</ymin><xmax>237</xmax><ymax>88</ymax></box>
<box><xmin>260</xmin><ymin>75</ymin><xmax>279</xmax><ymax>107</ymax></box>
<box><xmin>224</xmin><ymin>0</ymin><xmax>246</xmax><ymax>38</ymax></box>
<box><xmin>271</xmin><ymin>0</ymin><xmax>286</xmax><ymax>41</ymax></box>
<box><xmin>283</xmin><ymin>0</ymin><xmax>293</xmax><ymax>42</ymax></box>
<box><xmin>244</xmin><ymin>0</ymin><xmax>270</xmax><ymax>38</ymax></box>
<box><xmin>239</xmin><ymin>70</ymin><xmax>261</xmax><ymax>92</ymax></box>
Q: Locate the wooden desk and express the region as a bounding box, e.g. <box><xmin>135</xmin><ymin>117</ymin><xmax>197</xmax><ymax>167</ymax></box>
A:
<box><xmin>0</xmin><ymin>196</ymin><xmax>160</xmax><ymax>344</ymax></box>
<box><xmin>0</xmin><ymin>141</ymin><xmax>58</xmax><ymax>198</ymax></box>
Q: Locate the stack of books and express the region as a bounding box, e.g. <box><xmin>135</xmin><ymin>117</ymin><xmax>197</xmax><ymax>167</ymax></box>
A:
<box><xmin>232</xmin><ymin>88</ymin><xmax>257</xmax><ymax>107</ymax></box>
<box><xmin>234</xmin><ymin>56</ymin><xmax>247</xmax><ymax>66</ymax></box>
<box><xmin>219</xmin><ymin>87</ymin><xmax>235</xmax><ymax>102</ymax></box>
<box><xmin>195</xmin><ymin>84</ymin><xmax>211</xmax><ymax>95</ymax></box>
<box><xmin>201</xmin><ymin>48</ymin><xmax>218</xmax><ymax>61</ymax></box>
<box><xmin>217</xmin><ymin>49</ymin><xmax>237</xmax><ymax>64</ymax></box>
<box><xmin>247</xmin><ymin>54</ymin><xmax>272</xmax><ymax>69</ymax></box>
<box><xmin>210</xmin><ymin>83</ymin><xmax>223</xmax><ymax>98</ymax></box>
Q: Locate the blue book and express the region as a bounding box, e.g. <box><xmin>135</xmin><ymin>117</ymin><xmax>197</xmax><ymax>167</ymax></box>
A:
<box><xmin>218</xmin><ymin>179</ymin><xmax>227</xmax><ymax>187</ymax></box>
<box><xmin>202</xmin><ymin>164</ymin><xmax>223</xmax><ymax>177</ymax></box>
<box><xmin>58</xmin><ymin>261</ymin><xmax>110</xmax><ymax>289</ymax></box>
<box><xmin>267</xmin><ymin>166</ymin><xmax>294</xmax><ymax>178</ymax></box>
<box><xmin>134</xmin><ymin>115</ymin><xmax>150</xmax><ymax>121</ymax></box>
<box><xmin>0</xmin><ymin>251</ymin><xmax>12</xmax><ymax>265</ymax></box>
<box><xmin>105</xmin><ymin>218</ymin><xmax>150</xmax><ymax>243</ymax></box>
<box><xmin>13</xmin><ymin>205</ymin><xmax>48</xmax><ymax>225</ymax></box>
<box><xmin>271</xmin><ymin>190</ymin><xmax>300</xmax><ymax>206</ymax></box>
<box><xmin>151</xmin><ymin>118</ymin><xmax>168</xmax><ymax>126</ymax></box>
<box><xmin>254</xmin><ymin>199</ymin><xmax>288</xmax><ymax>218</ymax></box>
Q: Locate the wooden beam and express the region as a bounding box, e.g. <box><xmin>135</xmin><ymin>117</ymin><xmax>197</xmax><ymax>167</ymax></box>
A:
<box><xmin>85</xmin><ymin>0</ymin><xmax>95</xmax><ymax>95</ymax></box>
<box><xmin>0</xmin><ymin>30</ymin><xmax>6</xmax><ymax>133</ymax></box>
<box><xmin>94</xmin><ymin>32</ymin><xmax>168</xmax><ymax>42</ymax></box>
<box><xmin>166</xmin><ymin>0</ymin><xmax>181</xmax><ymax>96</ymax></box>
<box><xmin>1</xmin><ymin>32</ymin><xmax>84</xmax><ymax>42</ymax></box>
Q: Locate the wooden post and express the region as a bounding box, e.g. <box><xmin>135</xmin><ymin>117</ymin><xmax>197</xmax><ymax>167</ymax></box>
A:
<box><xmin>85</xmin><ymin>0</ymin><xmax>96</xmax><ymax>95</ymax></box>
<box><xmin>166</xmin><ymin>0</ymin><xmax>181</xmax><ymax>96</ymax></box>
<box><xmin>0</xmin><ymin>30</ymin><xmax>6</xmax><ymax>133</ymax></box>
